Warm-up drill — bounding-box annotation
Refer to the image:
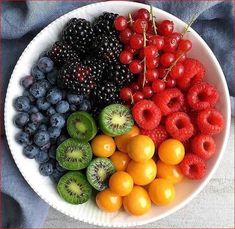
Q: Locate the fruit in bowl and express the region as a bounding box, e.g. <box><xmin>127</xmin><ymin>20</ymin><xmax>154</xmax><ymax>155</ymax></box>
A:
<box><xmin>5</xmin><ymin>1</ymin><xmax>230</xmax><ymax>227</ymax></box>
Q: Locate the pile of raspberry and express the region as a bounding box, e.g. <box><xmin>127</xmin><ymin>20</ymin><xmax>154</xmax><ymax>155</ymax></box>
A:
<box><xmin>114</xmin><ymin>8</ymin><xmax>224</xmax><ymax>180</ymax></box>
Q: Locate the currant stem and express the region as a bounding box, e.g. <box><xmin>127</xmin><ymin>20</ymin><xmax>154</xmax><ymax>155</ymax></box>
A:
<box><xmin>181</xmin><ymin>12</ymin><xmax>198</xmax><ymax>37</ymax></box>
<box><xmin>150</xmin><ymin>5</ymin><xmax>157</xmax><ymax>35</ymax></box>
<box><xmin>128</xmin><ymin>13</ymin><xmax>133</xmax><ymax>25</ymax></box>
<box><xmin>142</xmin><ymin>30</ymin><xmax>147</xmax><ymax>88</ymax></box>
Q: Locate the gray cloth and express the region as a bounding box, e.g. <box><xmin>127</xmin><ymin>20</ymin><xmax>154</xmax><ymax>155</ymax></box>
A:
<box><xmin>1</xmin><ymin>1</ymin><xmax>234</xmax><ymax>228</ymax></box>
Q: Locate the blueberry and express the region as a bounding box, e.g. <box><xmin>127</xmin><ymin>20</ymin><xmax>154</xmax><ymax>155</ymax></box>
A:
<box><xmin>56</xmin><ymin>162</ymin><xmax>66</xmax><ymax>172</ymax></box>
<box><xmin>79</xmin><ymin>99</ymin><xmax>91</xmax><ymax>112</ymax></box>
<box><xmin>14</xmin><ymin>113</ymin><xmax>29</xmax><ymax>128</ymax></box>
<box><xmin>25</xmin><ymin>123</ymin><xmax>38</xmax><ymax>135</ymax></box>
<box><xmin>47</xmin><ymin>69</ymin><xmax>58</xmax><ymax>85</ymax></box>
<box><xmin>40</xmin><ymin>142</ymin><xmax>51</xmax><ymax>151</ymax></box>
<box><xmin>15</xmin><ymin>131</ymin><xmax>31</xmax><ymax>145</ymax></box>
<box><xmin>48</xmin><ymin>127</ymin><xmax>61</xmax><ymax>139</ymax></box>
<box><xmin>67</xmin><ymin>94</ymin><xmax>83</xmax><ymax>104</ymax></box>
<box><xmin>35</xmin><ymin>150</ymin><xmax>49</xmax><ymax>163</ymax></box>
<box><xmin>13</xmin><ymin>96</ymin><xmax>31</xmax><ymax>112</ymax></box>
<box><xmin>39</xmin><ymin>162</ymin><xmax>54</xmax><ymax>176</ymax></box>
<box><xmin>50</xmin><ymin>169</ymin><xmax>65</xmax><ymax>183</ymax></box>
<box><xmin>36</xmin><ymin>98</ymin><xmax>51</xmax><ymax>110</ymax></box>
<box><xmin>46</xmin><ymin>87</ymin><xmax>62</xmax><ymax>104</ymax></box>
<box><xmin>23</xmin><ymin>90</ymin><xmax>36</xmax><ymax>102</ymax></box>
<box><xmin>34</xmin><ymin>131</ymin><xmax>50</xmax><ymax>147</ymax></box>
<box><xmin>55</xmin><ymin>100</ymin><xmax>69</xmax><ymax>114</ymax></box>
<box><xmin>38</xmin><ymin>124</ymin><xmax>47</xmax><ymax>131</ymax></box>
<box><xmin>37</xmin><ymin>57</ymin><xmax>54</xmax><ymax>73</ymax></box>
<box><xmin>39</xmin><ymin>51</ymin><xmax>48</xmax><ymax>59</ymax></box>
<box><xmin>57</xmin><ymin>134</ymin><xmax>68</xmax><ymax>146</ymax></box>
<box><xmin>30</xmin><ymin>112</ymin><xmax>45</xmax><ymax>124</ymax></box>
<box><xmin>38</xmin><ymin>79</ymin><xmax>51</xmax><ymax>91</ymax></box>
<box><xmin>23</xmin><ymin>145</ymin><xmax>39</xmax><ymax>159</ymax></box>
<box><xmin>29</xmin><ymin>82</ymin><xmax>46</xmax><ymax>98</ymax></box>
<box><xmin>46</xmin><ymin>107</ymin><xmax>56</xmax><ymax>116</ymax></box>
<box><xmin>50</xmin><ymin>113</ymin><xmax>65</xmax><ymax>129</ymax></box>
<box><xmin>69</xmin><ymin>104</ymin><xmax>78</xmax><ymax>112</ymax></box>
<box><xmin>29</xmin><ymin>106</ymin><xmax>39</xmax><ymax>113</ymax></box>
<box><xmin>31</xmin><ymin>65</ymin><xmax>45</xmax><ymax>80</ymax></box>
<box><xmin>48</xmin><ymin>145</ymin><xmax>56</xmax><ymax>159</ymax></box>
<box><xmin>21</xmin><ymin>75</ymin><xmax>34</xmax><ymax>89</ymax></box>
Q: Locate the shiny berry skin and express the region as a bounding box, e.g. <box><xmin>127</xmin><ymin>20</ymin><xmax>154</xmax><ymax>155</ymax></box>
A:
<box><xmin>144</xmin><ymin>45</ymin><xmax>158</xmax><ymax>58</ymax></box>
<box><xmin>137</xmin><ymin>74</ymin><xmax>149</xmax><ymax>88</ymax></box>
<box><xmin>120</xmin><ymin>87</ymin><xmax>133</xmax><ymax>101</ymax></box>
<box><xmin>146</xmin><ymin>57</ymin><xmax>159</xmax><ymax>69</ymax></box>
<box><xmin>119</xmin><ymin>51</ymin><xmax>133</xmax><ymax>64</ymax></box>
<box><xmin>133</xmin><ymin>92</ymin><xmax>144</xmax><ymax>103</ymax></box>
<box><xmin>129</xmin><ymin>60</ymin><xmax>143</xmax><ymax>74</ymax></box>
<box><xmin>146</xmin><ymin>69</ymin><xmax>158</xmax><ymax>82</ymax></box>
<box><xmin>171</xmin><ymin>32</ymin><xmax>182</xmax><ymax>42</ymax></box>
<box><xmin>174</xmin><ymin>50</ymin><xmax>186</xmax><ymax>62</ymax></box>
<box><xmin>138</xmin><ymin>49</ymin><xmax>145</xmax><ymax>59</ymax></box>
<box><xmin>191</xmin><ymin>134</ymin><xmax>216</xmax><ymax>160</ymax></box>
<box><xmin>179</xmin><ymin>153</ymin><xmax>206</xmax><ymax>180</ymax></box>
<box><xmin>160</xmin><ymin>53</ymin><xmax>175</xmax><ymax>67</ymax></box>
<box><xmin>124</xmin><ymin>45</ymin><xmax>137</xmax><ymax>54</ymax></box>
<box><xmin>152</xmin><ymin>79</ymin><xmax>165</xmax><ymax>93</ymax></box>
<box><xmin>133</xmin><ymin>8</ymin><xmax>150</xmax><ymax>20</ymax></box>
<box><xmin>147</xmin><ymin>35</ymin><xmax>164</xmax><ymax>50</ymax></box>
<box><xmin>119</xmin><ymin>28</ymin><xmax>133</xmax><ymax>44</ymax></box>
<box><xmin>166</xmin><ymin>78</ymin><xmax>176</xmax><ymax>88</ymax></box>
<box><xmin>130</xmin><ymin>34</ymin><xmax>144</xmax><ymax>49</ymax></box>
<box><xmin>163</xmin><ymin>36</ymin><xmax>178</xmax><ymax>53</ymax></box>
<box><xmin>114</xmin><ymin>16</ymin><xmax>128</xmax><ymax>31</ymax></box>
<box><xmin>142</xmin><ymin>86</ymin><xmax>153</xmax><ymax>98</ymax></box>
<box><xmin>133</xmin><ymin>19</ymin><xmax>148</xmax><ymax>33</ymax></box>
<box><xmin>178</xmin><ymin>39</ymin><xmax>192</xmax><ymax>52</ymax></box>
<box><xmin>129</xmin><ymin>82</ymin><xmax>140</xmax><ymax>92</ymax></box>
<box><xmin>158</xmin><ymin>20</ymin><xmax>174</xmax><ymax>36</ymax></box>
<box><xmin>169</xmin><ymin>63</ymin><xmax>184</xmax><ymax>79</ymax></box>
<box><xmin>158</xmin><ymin>67</ymin><xmax>167</xmax><ymax>79</ymax></box>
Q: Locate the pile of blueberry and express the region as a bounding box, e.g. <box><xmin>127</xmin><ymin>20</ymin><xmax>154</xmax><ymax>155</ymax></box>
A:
<box><xmin>13</xmin><ymin>56</ymin><xmax>91</xmax><ymax>181</ymax></box>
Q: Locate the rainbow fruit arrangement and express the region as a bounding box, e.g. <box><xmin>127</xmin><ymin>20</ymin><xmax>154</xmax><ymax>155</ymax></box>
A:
<box><xmin>13</xmin><ymin>7</ymin><xmax>225</xmax><ymax>216</ymax></box>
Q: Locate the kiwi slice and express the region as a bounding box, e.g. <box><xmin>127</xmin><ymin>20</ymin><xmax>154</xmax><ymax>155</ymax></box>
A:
<box><xmin>56</xmin><ymin>138</ymin><xmax>92</xmax><ymax>170</ymax></box>
<box><xmin>67</xmin><ymin>111</ymin><xmax>97</xmax><ymax>141</ymax></box>
<box><xmin>99</xmin><ymin>104</ymin><xmax>134</xmax><ymax>136</ymax></box>
<box><xmin>57</xmin><ymin>171</ymin><xmax>92</xmax><ymax>204</ymax></box>
<box><xmin>86</xmin><ymin>158</ymin><xmax>115</xmax><ymax>191</ymax></box>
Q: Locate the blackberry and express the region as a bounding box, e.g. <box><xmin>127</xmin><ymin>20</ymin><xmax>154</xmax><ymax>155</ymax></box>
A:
<box><xmin>104</xmin><ymin>62</ymin><xmax>135</xmax><ymax>87</ymax></box>
<box><xmin>92</xmin><ymin>35</ymin><xmax>123</xmax><ymax>62</ymax></box>
<box><xmin>47</xmin><ymin>41</ymin><xmax>79</xmax><ymax>67</ymax></box>
<box><xmin>93</xmin><ymin>12</ymin><xmax>118</xmax><ymax>37</ymax></box>
<box><xmin>62</xmin><ymin>18</ymin><xmax>94</xmax><ymax>55</ymax></box>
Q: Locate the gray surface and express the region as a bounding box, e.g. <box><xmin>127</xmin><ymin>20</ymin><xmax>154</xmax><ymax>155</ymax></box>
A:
<box><xmin>44</xmin><ymin>118</ymin><xmax>234</xmax><ymax>228</ymax></box>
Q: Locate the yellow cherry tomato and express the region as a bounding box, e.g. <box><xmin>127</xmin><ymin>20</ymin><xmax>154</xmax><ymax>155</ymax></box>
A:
<box><xmin>156</xmin><ymin>160</ymin><xmax>183</xmax><ymax>184</ymax></box>
<box><xmin>158</xmin><ymin>139</ymin><xmax>185</xmax><ymax>165</ymax></box>
<box><xmin>127</xmin><ymin>135</ymin><xmax>155</xmax><ymax>162</ymax></box>
<box><xmin>109</xmin><ymin>171</ymin><xmax>134</xmax><ymax>196</ymax></box>
<box><xmin>96</xmin><ymin>188</ymin><xmax>122</xmax><ymax>212</ymax></box>
<box><xmin>110</xmin><ymin>151</ymin><xmax>130</xmax><ymax>171</ymax></box>
<box><xmin>123</xmin><ymin>186</ymin><xmax>151</xmax><ymax>216</ymax></box>
<box><xmin>114</xmin><ymin>125</ymin><xmax>140</xmax><ymax>153</ymax></box>
<box><xmin>126</xmin><ymin>159</ymin><xmax>157</xmax><ymax>186</ymax></box>
<box><xmin>148</xmin><ymin>178</ymin><xmax>175</xmax><ymax>205</ymax></box>
<box><xmin>91</xmin><ymin>135</ymin><xmax>116</xmax><ymax>157</ymax></box>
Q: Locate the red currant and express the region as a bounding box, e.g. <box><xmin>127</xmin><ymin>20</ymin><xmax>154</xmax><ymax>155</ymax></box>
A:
<box><xmin>124</xmin><ymin>46</ymin><xmax>137</xmax><ymax>55</ymax></box>
<box><xmin>146</xmin><ymin>69</ymin><xmax>158</xmax><ymax>82</ymax></box>
<box><xmin>119</xmin><ymin>51</ymin><xmax>133</xmax><ymax>64</ymax></box>
<box><xmin>133</xmin><ymin>92</ymin><xmax>144</xmax><ymax>103</ymax></box>
<box><xmin>166</xmin><ymin>77</ymin><xmax>176</xmax><ymax>88</ymax></box>
<box><xmin>120</xmin><ymin>87</ymin><xmax>132</xmax><ymax>101</ymax></box>
<box><xmin>138</xmin><ymin>74</ymin><xmax>149</xmax><ymax>88</ymax></box>
<box><xmin>130</xmin><ymin>34</ymin><xmax>144</xmax><ymax>49</ymax></box>
<box><xmin>119</xmin><ymin>28</ymin><xmax>133</xmax><ymax>44</ymax></box>
<box><xmin>171</xmin><ymin>32</ymin><xmax>182</xmax><ymax>42</ymax></box>
<box><xmin>142</xmin><ymin>86</ymin><xmax>153</xmax><ymax>98</ymax></box>
<box><xmin>147</xmin><ymin>35</ymin><xmax>164</xmax><ymax>50</ymax></box>
<box><xmin>129</xmin><ymin>60</ymin><xmax>143</xmax><ymax>74</ymax></box>
<box><xmin>152</xmin><ymin>79</ymin><xmax>165</xmax><ymax>93</ymax></box>
<box><xmin>146</xmin><ymin>57</ymin><xmax>159</xmax><ymax>69</ymax></box>
<box><xmin>144</xmin><ymin>45</ymin><xmax>158</xmax><ymax>58</ymax></box>
<box><xmin>175</xmin><ymin>50</ymin><xmax>187</xmax><ymax>62</ymax></box>
<box><xmin>169</xmin><ymin>63</ymin><xmax>184</xmax><ymax>79</ymax></box>
<box><xmin>158</xmin><ymin>67</ymin><xmax>167</xmax><ymax>79</ymax></box>
<box><xmin>178</xmin><ymin>39</ymin><xmax>192</xmax><ymax>52</ymax></box>
<box><xmin>129</xmin><ymin>82</ymin><xmax>140</xmax><ymax>92</ymax></box>
<box><xmin>133</xmin><ymin>19</ymin><xmax>148</xmax><ymax>33</ymax></box>
<box><xmin>133</xmin><ymin>8</ymin><xmax>150</xmax><ymax>20</ymax></box>
<box><xmin>160</xmin><ymin>53</ymin><xmax>175</xmax><ymax>67</ymax></box>
<box><xmin>114</xmin><ymin>16</ymin><xmax>128</xmax><ymax>31</ymax></box>
<box><xmin>163</xmin><ymin>36</ymin><xmax>178</xmax><ymax>53</ymax></box>
<box><xmin>158</xmin><ymin>20</ymin><xmax>174</xmax><ymax>36</ymax></box>
<box><xmin>139</xmin><ymin>48</ymin><xmax>145</xmax><ymax>59</ymax></box>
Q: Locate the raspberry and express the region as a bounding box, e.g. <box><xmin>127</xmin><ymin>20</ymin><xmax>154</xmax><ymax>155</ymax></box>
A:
<box><xmin>191</xmin><ymin>134</ymin><xmax>216</xmax><ymax>160</ymax></box>
<box><xmin>153</xmin><ymin>88</ymin><xmax>184</xmax><ymax>116</ymax></box>
<box><xmin>187</xmin><ymin>82</ymin><xmax>219</xmax><ymax>110</ymax></box>
<box><xmin>179</xmin><ymin>153</ymin><xmax>206</xmax><ymax>180</ymax></box>
<box><xmin>140</xmin><ymin>125</ymin><xmax>168</xmax><ymax>148</ymax></box>
<box><xmin>197</xmin><ymin>109</ymin><xmax>224</xmax><ymax>135</ymax></box>
<box><xmin>165</xmin><ymin>112</ymin><xmax>194</xmax><ymax>141</ymax></box>
<box><xmin>132</xmin><ymin>100</ymin><xmax>161</xmax><ymax>130</ymax></box>
<box><xmin>177</xmin><ymin>58</ymin><xmax>205</xmax><ymax>91</ymax></box>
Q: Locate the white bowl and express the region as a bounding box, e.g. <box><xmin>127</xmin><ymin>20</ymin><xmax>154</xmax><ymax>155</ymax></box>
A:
<box><xmin>4</xmin><ymin>1</ymin><xmax>231</xmax><ymax>227</ymax></box>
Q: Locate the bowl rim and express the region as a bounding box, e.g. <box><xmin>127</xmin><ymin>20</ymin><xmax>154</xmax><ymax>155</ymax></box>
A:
<box><xmin>4</xmin><ymin>1</ymin><xmax>231</xmax><ymax>227</ymax></box>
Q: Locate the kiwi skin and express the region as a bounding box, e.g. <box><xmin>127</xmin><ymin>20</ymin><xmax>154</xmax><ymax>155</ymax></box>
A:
<box><xmin>57</xmin><ymin>171</ymin><xmax>92</xmax><ymax>205</ymax></box>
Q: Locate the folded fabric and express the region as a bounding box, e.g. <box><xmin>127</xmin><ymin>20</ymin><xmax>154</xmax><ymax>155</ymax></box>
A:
<box><xmin>1</xmin><ymin>1</ymin><xmax>233</xmax><ymax>228</ymax></box>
